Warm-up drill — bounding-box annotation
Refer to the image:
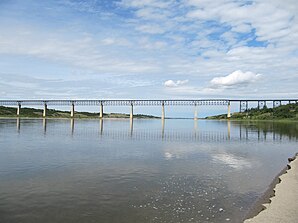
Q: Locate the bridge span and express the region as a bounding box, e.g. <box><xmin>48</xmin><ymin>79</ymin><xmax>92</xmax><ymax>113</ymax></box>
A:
<box><xmin>0</xmin><ymin>99</ymin><xmax>297</xmax><ymax>119</ymax></box>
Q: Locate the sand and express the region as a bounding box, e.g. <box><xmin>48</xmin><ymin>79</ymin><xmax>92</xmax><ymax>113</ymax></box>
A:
<box><xmin>244</xmin><ymin>154</ymin><xmax>298</xmax><ymax>223</ymax></box>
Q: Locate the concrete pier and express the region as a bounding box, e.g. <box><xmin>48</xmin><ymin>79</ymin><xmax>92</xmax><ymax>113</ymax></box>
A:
<box><xmin>43</xmin><ymin>104</ymin><xmax>47</xmax><ymax>117</ymax></box>
<box><xmin>100</xmin><ymin>103</ymin><xmax>103</xmax><ymax>118</ymax></box>
<box><xmin>194</xmin><ymin>104</ymin><xmax>198</xmax><ymax>120</ymax></box>
<box><xmin>17</xmin><ymin>103</ymin><xmax>21</xmax><ymax>116</ymax></box>
<box><xmin>161</xmin><ymin>102</ymin><xmax>165</xmax><ymax>120</ymax></box>
<box><xmin>227</xmin><ymin>101</ymin><xmax>231</xmax><ymax>118</ymax></box>
<box><xmin>71</xmin><ymin>103</ymin><xmax>75</xmax><ymax>118</ymax></box>
<box><xmin>130</xmin><ymin>103</ymin><xmax>133</xmax><ymax>119</ymax></box>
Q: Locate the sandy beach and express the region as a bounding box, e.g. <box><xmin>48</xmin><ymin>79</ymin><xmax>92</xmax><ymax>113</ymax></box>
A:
<box><xmin>244</xmin><ymin>154</ymin><xmax>298</xmax><ymax>223</ymax></box>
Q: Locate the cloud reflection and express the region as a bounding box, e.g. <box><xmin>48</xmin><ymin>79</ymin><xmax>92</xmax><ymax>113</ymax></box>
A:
<box><xmin>212</xmin><ymin>153</ymin><xmax>252</xmax><ymax>170</ymax></box>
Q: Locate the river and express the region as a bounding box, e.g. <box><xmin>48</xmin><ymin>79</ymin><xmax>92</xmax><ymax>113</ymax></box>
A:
<box><xmin>0</xmin><ymin>119</ymin><xmax>297</xmax><ymax>223</ymax></box>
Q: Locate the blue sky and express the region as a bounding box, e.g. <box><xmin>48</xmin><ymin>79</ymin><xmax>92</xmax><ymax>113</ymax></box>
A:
<box><xmin>0</xmin><ymin>0</ymin><xmax>297</xmax><ymax>105</ymax></box>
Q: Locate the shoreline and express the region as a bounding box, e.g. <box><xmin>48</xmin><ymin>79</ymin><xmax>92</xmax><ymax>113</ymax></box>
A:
<box><xmin>0</xmin><ymin>116</ymin><xmax>160</xmax><ymax>120</ymax></box>
<box><xmin>244</xmin><ymin>153</ymin><xmax>298</xmax><ymax>222</ymax></box>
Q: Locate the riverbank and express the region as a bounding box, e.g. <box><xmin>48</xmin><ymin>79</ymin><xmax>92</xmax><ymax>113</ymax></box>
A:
<box><xmin>206</xmin><ymin>103</ymin><xmax>298</xmax><ymax>121</ymax></box>
<box><xmin>244</xmin><ymin>153</ymin><xmax>298</xmax><ymax>223</ymax></box>
<box><xmin>0</xmin><ymin>106</ymin><xmax>159</xmax><ymax>119</ymax></box>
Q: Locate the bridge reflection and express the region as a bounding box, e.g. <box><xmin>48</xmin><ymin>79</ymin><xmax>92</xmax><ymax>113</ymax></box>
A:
<box><xmin>13</xmin><ymin>119</ymin><xmax>297</xmax><ymax>142</ymax></box>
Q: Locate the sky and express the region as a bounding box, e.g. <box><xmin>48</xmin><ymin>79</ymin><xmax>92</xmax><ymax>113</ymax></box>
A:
<box><xmin>0</xmin><ymin>0</ymin><xmax>298</xmax><ymax>105</ymax></box>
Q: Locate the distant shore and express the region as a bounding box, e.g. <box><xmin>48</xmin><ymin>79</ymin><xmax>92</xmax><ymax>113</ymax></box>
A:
<box><xmin>0</xmin><ymin>106</ymin><xmax>159</xmax><ymax>119</ymax></box>
<box><xmin>206</xmin><ymin>103</ymin><xmax>298</xmax><ymax>121</ymax></box>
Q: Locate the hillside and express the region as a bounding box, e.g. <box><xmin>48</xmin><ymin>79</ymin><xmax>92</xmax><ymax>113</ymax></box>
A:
<box><xmin>206</xmin><ymin>103</ymin><xmax>298</xmax><ymax>120</ymax></box>
<box><xmin>0</xmin><ymin>106</ymin><xmax>158</xmax><ymax>119</ymax></box>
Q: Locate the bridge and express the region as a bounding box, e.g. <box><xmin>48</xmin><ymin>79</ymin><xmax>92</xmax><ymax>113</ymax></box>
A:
<box><xmin>0</xmin><ymin>99</ymin><xmax>297</xmax><ymax>119</ymax></box>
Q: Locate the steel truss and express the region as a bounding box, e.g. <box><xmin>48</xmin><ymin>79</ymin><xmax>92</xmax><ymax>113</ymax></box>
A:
<box><xmin>0</xmin><ymin>99</ymin><xmax>229</xmax><ymax>106</ymax></box>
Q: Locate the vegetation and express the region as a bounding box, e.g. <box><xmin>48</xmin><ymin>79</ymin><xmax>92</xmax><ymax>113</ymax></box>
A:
<box><xmin>0</xmin><ymin>106</ymin><xmax>158</xmax><ymax>119</ymax></box>
<box><xmin>206</xmin><ymin>103</ymin><xmax>298</xmax><ymax>120</ymax></box>
<box><xmin>237</xmin><ymin>120</ymin><xmax>298</xmax><ymax>139</ymax></box>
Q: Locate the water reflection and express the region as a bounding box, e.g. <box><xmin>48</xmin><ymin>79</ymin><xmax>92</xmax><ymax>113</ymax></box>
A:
<box><xmin>70</xmin><ymin>118</ymin><xmax>74</xmax><ymax>135</ymax></box>
<box><xmin>0</xmin><ymin>118</ymin><xmax>297</xmax><ymax>223</ymax></box>
<box><xmin>12</xmin><ymin>118</ymin><xmax>298</xmax><ymax>142</ymax></box>
<box><xmin>100</xmin><ymin>118</ymin><xmax>103</xmax><ymax>135</ymax></box>
<box><xmin>16</xmin><ymin>117</ymin><xmax>20</xmax><ymax>132</ymax></box>
<box><xmin>43</xmin><ymin>118</ymin><xmax>47</xmax><ymax>133</ymax></box>
<box><xmin>161</xmin><ymin>118</ymin><xmax>165</xmax><ymax>140</ymax></box>
<box><xmin>130</xmin><ymin>118</ymin><xmax>133</xmax><ymax>136</ymax></box>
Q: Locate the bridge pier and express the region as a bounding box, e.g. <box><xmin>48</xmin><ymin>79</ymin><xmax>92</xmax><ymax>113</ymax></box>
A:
<box><xmin>17</xmin><ymin>103</ymin><xmax>21</xmax><ymax>116</ymax></box>
<box><xmin>161</xmin><ymin>102</ymin><xmax>165</xmax><ymax>119</ymax></box>
<box><xmin>71</xmin><ymin>103</ymin><xmax>75</xmax><ymax>118</ymax></box>
<box><xmin>43</xmin><ymin>103</ymin><xmax>47</xmax><ymax>117</ymax></box>
<box><xmin>100</xmin><ymin>103</ymin><xmax>103</xmax><ymax>118</ymax></box>
<box><xmin>194</xmin><ymin>104</ymin><xmax>198</xmax><ymax>120</ymax></box>
<box><xmin>227</xmin><ymin>101</ymin><xmax>231</xmax><ymax>119</ymax></box>
<box><xmin>130</xmin><ymin>103</ymin><xmax>133</xmax><ymax>119</ymax></box>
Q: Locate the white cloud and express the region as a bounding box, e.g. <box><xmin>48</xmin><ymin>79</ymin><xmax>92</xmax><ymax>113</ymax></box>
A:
<box><xmin>164</xmin><ymin>79</ymin><xmax>189</xmax><ymax>87</ymax></box>
<box><xmin>0</xmin><ymin>0</ymin><xmax>298</xmax><ymax>99</ymax></box>
<box><xmin>136</xmin><ymin>24</ymin><xmax>165</xmax><ymax>34</ymax></box>
<box><xmin>210</xmin><ymin>70</ymin><xmax>262</xmax><ymax>88</ymax></box>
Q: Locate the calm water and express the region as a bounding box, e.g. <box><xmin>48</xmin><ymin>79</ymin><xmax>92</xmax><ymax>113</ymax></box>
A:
<box><xmin>0</xmin><ymin>119</ymin><xmax>297</xmax><ymax>223</ymax></box>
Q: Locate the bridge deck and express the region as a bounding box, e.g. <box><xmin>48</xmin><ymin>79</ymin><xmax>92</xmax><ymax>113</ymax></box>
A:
<box><xmin>0</xmin><ymin>99</ymin><xmax>297</xmax><ymax>106</ymax></box>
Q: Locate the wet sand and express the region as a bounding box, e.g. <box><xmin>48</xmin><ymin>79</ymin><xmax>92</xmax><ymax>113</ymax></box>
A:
<box><xmin>244</xmin><ymin>153</ymin><xmax>298</xmax><ymax>223</ymax></box>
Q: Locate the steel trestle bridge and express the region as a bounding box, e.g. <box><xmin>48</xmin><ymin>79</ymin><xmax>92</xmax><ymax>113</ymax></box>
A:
<box><xmin>0</xmin><ymin>99</ymin><xmax>297</xmax><ymax>119</ymax></box>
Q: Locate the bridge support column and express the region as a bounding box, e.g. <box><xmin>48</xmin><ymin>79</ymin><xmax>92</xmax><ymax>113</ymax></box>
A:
<box><xmin>227</xmin><ymin>101</ymin><xmax>231</xmax><ymax>119</ymax></box>
<box><xmin>130</xmin><ymin>103</ymin><xmax>133</xmax><ymax>119</ymax></box>
<box><xmin>43</xmin><ymin>103</ymin><xmax>47</xmax><ymax>117</ymax></box>
<box><xmin>100</xmin><ymin>103</ymin><xmax>103</xmax><ymax>118</ymax></box>
<box><xmin>161</xmin><ymin>102</ymin><xmax>165</xmax><ymax>120</ymax></box>
<box><xmin>71</xmin><ymin>103</ymin><xmax>75</xmax><ymax>118</ymax></box>
<box><xmin>194</xmin><ymin>104</ymin><xmax>198</xmax><ymax>120</ymax></box>
<box><xmin>17</xmin><ymin>103</ymin><xmax>21</xmax><ymax>116</ymax></box>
